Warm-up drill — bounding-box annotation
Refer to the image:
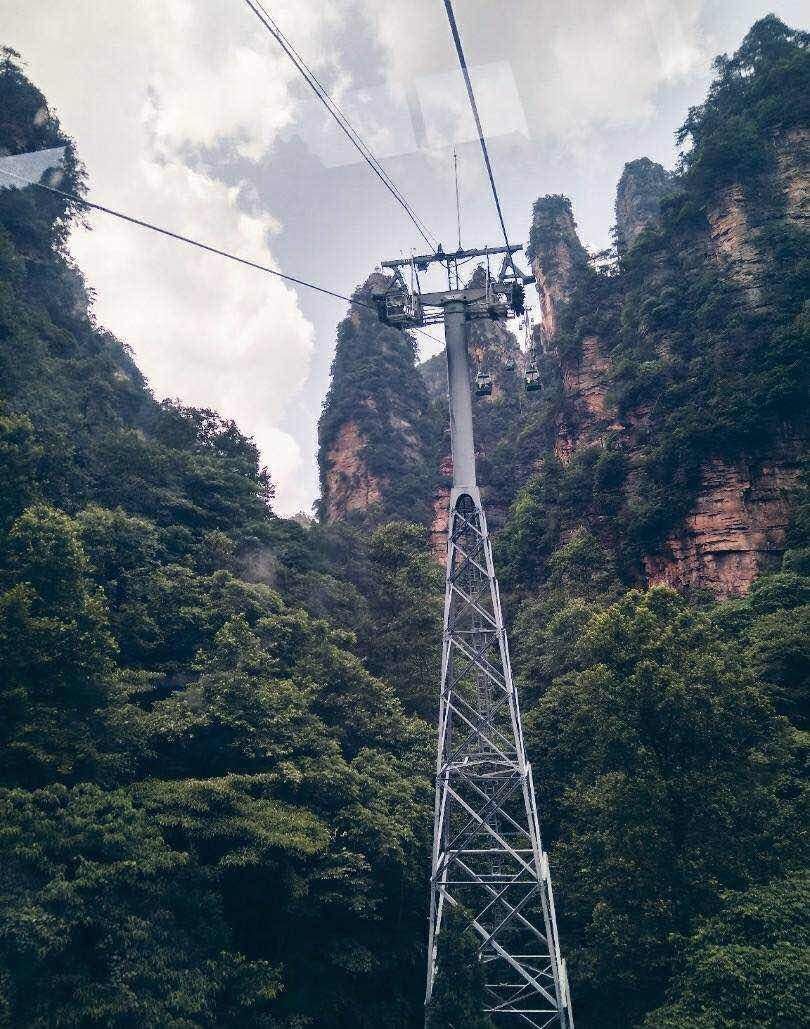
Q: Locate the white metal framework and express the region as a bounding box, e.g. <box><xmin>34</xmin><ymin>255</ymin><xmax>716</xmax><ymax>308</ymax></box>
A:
<box><xmin>426</xmin><ymin>487</ymin><xmax>572</xmax><ymax>1028</ymax></box>
<box><xmin>375</xmin><ymin>241</ymin><xmax>571</xmax><ymax>1027</ymax></box>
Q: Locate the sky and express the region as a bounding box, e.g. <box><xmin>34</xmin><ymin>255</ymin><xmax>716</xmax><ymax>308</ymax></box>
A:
<box><xmin>2</xmin><ymin>0</ymin><xmax>807</xmax><ymax>515</ymax></box>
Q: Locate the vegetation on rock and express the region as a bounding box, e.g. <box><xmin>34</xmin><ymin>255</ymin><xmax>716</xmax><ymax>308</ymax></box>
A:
<box><xmin>501</xmin><ymin>16</ymin><xmax>809</xmax><ymax>584</ymax></box>
<box><xmin>1</xmin><ymin>18</ymin><xmax>807</xmax><ymax>1029</ymax></box>
<box><xmin>317</xmin><ymin>279</ymin><xmax>440</xmax><ymax>527</ymax></box>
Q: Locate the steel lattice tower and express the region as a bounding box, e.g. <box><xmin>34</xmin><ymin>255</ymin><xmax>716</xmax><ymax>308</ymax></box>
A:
<box><xmin>424</xmin><ymin>296</ymin><xmax>573</xmax><ymax>1029</ymax></box>
<box><xmin>373</xmin><ymin>245</ymin><xmax>573</xmax><ymax>1028</ymax></box>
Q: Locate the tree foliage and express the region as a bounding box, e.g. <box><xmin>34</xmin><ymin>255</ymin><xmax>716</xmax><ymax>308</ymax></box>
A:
<box><xmin>0</xmin><ymin>53</ymin><xmax>433</xmax><ymax>1028</ymax></box>
<box><xmin>643</xmin><ymin>871</ymin><xmax>810</xmax><ymax>1029</ymax></box>
<box><xmin>426</xmin><ymin>908</ymin><xmax>494</xmax><ymax>1029</ymax></box>
<box><xmin>1</xmin><ymin>24</ymin><xmax>808</xmax><ymax>1029</ymax></box>
<box><xmin>522</xmin><ymin>585</ymin><xmax>805</xmax><ymax>1028</ymax></box>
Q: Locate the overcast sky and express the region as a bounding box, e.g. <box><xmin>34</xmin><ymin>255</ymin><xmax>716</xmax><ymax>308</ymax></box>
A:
<box><xmin>3</xmin><ymin>1</ymin><xmax>807</xmax><ymax>515</ymax></box>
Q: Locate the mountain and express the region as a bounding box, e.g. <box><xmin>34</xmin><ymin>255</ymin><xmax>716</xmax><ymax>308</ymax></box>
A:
<box><xmin>321</xmin><ymin>19</ymin><xmax>808</xmax><ymax>604</ymax></box>
<box><xmin>317</xmin><ymin>17</ymin><xmax>809</xmax><ymax>1027</ymax></box>
<box><xmin>520</xmin><ymin>39</ymin><xmax>808</xmax><ymax>596</ymax></box>
<box><xmin>316</xmin><ymin>272</ymin><xmax>440</xmax><ymax>528</ymax></box>
<box><xmin>1</xmin><ymin>17</ymin><xmax>808</xmax><ymax>1029</ymax></box>
<box><xmin>0</xmin><ymin>46</ymin><xmax>437</xmax><ymax>1028</ymax></box>
<box><xmin>321</xmin><ymin>264</ymin><xmax>549</xmax><ymax>556</ymax></box>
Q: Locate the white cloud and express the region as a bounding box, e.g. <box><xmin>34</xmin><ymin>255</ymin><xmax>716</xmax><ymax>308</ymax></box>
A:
<box><xmin>4</xmin><ymin>0</ymin><xmax>775</xmax><ymax>520</ymax></box>
<box><xmin>362</xmin><ymin>0</ymin><xmax>707</xmax><ymax>148</ymax></box>
<box><xmin>544</xmin><ymin>0</ymin><xmax>705</xmax><ymax>140</ymax></box>
<box><xmin>2</xmin><ymin>0</ymin><xmax>334</xmax><ymax>515</ymax></box>
<box><xmin>416</xmin><ymin>62</ymin><xmax>529</xmax><ymax>150</ymax></box>
<box><xmin>70</xmin><ymin>159</ymin><xmax>314</xmax><ymax>507</ymax></box>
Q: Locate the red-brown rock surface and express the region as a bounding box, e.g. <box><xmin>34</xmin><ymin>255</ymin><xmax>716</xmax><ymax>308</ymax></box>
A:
<box><xmin>554</xmin><ymin>335</ymin><xmax>622</xmax><ymax>463</ymax></box>
<box><xmin>429</xmin><ymin>454</ymin><xmax>454</xmax><ymax>564</ymax></box>
<box><xmin>529</xmin><ymin>196</ymin><xmax>589</xmax><ymax>345</ymax></box>
<box><xmin>528</xmin><ymin>124</ymin><xmax>807</xmax><ymax>597</ymax></box>
<box><xmin>615</xmin><ymin>158</ymin><xmax>672</xmax><ymax>252</ymax></box>
<box><xmin>644</xmin><ymin>452</ymin><xmax>801</xmax><ymax>597</ymax></box>
<box><xmin>323</xmin><ymin>420</ymin><xmax>383</xmax><ymax>522</ymax></box>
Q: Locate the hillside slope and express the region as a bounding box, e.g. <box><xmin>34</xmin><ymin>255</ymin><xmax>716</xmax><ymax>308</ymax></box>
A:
<box><xmin>0</xmin><ymin>48</ymin><xmax>436</xmax><ymax>1028</ymax></box>
<box><xmin>1</xmin><ymin>20</ymin><xmax>808</xmax><ymax>1029</ymax></box>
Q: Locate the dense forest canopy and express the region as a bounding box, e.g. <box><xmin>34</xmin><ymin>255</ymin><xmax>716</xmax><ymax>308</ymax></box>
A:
<box><xmin>1</xmin><ymin>17</ymin><xmax>808</xmax><ymax>1029</ymax></box>
<box><xmin>0</xmin><ymin>46</ymin><xmax>440</xmax><ymax>1027</ymax></box>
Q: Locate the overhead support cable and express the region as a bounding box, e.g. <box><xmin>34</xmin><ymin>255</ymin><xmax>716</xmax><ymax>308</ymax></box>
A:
<box><xmin>0</xmin><ymin>167</ymin><xmax>361</xmax><ymax>304</ymax></box>
<box><xmin>453</xmin><ymin>147</ymin><xmax>462</xmax><ymax>252</ymax></box>
<box><xmin>441</xmin><ymin>0</ymin><xmax>519</xmax><ymax>277</ymax></box>
<box><xmin>0</xmin><ymin>165</ymin><xmax>445</xmax><ymax>346</ymax></box>
<box><xmin>241</xmin><ymin>0</ymin><xmax>439</xmax><ymax>252</ymax></box>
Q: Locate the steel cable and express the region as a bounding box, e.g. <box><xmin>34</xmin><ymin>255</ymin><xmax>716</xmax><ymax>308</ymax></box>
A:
<box><xmin>242</xmin><ymin>0</ymin><xmax>439</xmax><ymax>252</ymax></box>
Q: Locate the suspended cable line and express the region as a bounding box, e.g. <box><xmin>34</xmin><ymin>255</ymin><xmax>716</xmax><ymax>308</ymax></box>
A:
<box><xmin>453</xmin><ymin>147</ymin><xmax>461</xmax><ymax>252</ymax></box>
<box><xmin>441</xmin><ymin>0</ymin><xmax>519</xmax><ymax>276</ymax></box>
<box><xmin>241</xmin><ymin>0</ymin><xmax>439</xmax><ymax>252</ymax></box>
<box><xmin>452</xmin><ymin>147</ymin><xmax>462</xmax><ymax>287</ymax></box>
<box><xmin>0</xmin><ymin>167</ymin><xmax>364</xmax><ymax>304</ymax></box>
<box><xmin>0</xmin><ymin>165</ymin><xmax>445</xmax><ymax>346</ymax></box>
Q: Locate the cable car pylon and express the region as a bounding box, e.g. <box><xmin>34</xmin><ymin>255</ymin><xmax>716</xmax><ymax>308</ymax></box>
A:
<box><xmin>376</xmin><ymin>245</ymin><xmax>573</xmax><ymax>1028</ymax></box>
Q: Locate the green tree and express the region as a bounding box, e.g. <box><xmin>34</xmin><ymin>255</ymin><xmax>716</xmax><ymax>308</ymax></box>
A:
<box><xmin>141</xmin><ymin>609</ymin><xmax>433</xmax><ymax>1027</ymax></box>
<box><xmin>525</xmin><ymin>588</ymin><xmax>803</xmax><ymax>1027</ymax></box>
<box><xmin>0</xmin><ymin>407</ymin><xmax>41</xmax><ymax>531</ymax></box>
<box><xmin>0</xmin><ymin>782</ymin><xmax>283</xmax><ymax>1027</ymax></box>
<box><xmin>362</xmin><ymin>521</ymin><xmax>442</xmax><ymax>719</ymax></box>
<box><xmin>426</xmin><ymin>908</ymin><xmax>495</xmax><ymax>1029</ymax></box>
<box><xmin>643</xmin><ymin>871</ymin><xmax>809</xmax><ymax>1029</ymax></box>
<box><xmin>512</xmin><ymin>529</ymin><xmax>622</xmax><ymax>703</ymax></box>
<box><xmin>0</xmin><ymin>504</ymin><xmax>115</xmax><ymax>787</ymax></box>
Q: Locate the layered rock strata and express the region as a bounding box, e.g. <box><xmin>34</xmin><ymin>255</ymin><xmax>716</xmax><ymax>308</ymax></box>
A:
<box><xmin>644</xmin><ymin>450</ymin><xmax>801</xmax><ymax>596</ymax></box>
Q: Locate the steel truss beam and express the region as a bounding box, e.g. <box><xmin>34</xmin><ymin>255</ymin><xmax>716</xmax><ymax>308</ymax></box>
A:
<box><xmin>426</xmin><ymin>492</ymin><xmax>573</xmax><ymax>1027</ymax></box>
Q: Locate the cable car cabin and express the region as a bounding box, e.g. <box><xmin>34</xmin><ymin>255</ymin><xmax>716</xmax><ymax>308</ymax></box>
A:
<box><xmin>525</xmin><ymin>365</ymin><xmax>541</xmax><ymax>392</ymax></box>
<box><xmin>377</xmin><ymin>289</ymin><xmax>420</xmax><ymax>327</ymax></box>
<box><xmin>475</xmin><ymin>371</ymin><xmax>493</xmax><ymax>397</ymax></box>
<box><xmin>504</xmin><ymin>358</ymin><xmax>516</xmax><ymax>372</ymax></box>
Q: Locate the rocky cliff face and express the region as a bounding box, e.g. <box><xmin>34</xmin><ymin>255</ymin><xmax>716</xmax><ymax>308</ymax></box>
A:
<box><xmin>318</xmin><ymin>272</ymin><xmax>438</xmax><ymax>527</ymax></box>
<box><xmin>552</xmin><ymin>335</ymin><xmax>622</xmax><ymax>463</ymax></box>
<box><xmin>526</xmin><ymin>121</ymin><xmax>807</xmax><ymax>597</ymax></box>
<box><xmin>323</xmin><ymin>419</ymin><xmax>384</xmax><ymax>522</ymax></box>
<box><xmin>644</xmin><ymin>444</ymin><xmax>802</xmax><ymax>595</ymax></box>
<box><xmin>528</xmin><ymin>197</ymin><xmax>622</xmax><ymax>464</ymax></box>
<box><xmin>615</xmin><ymin>158</ymin><xmax>672</xmax><ymax>252</ymax></box>
<box><xmin>322</xmin><ymin>22</ymin><xmax>807</xmax><ymax>600</ymax></box>
<box><xmin>527</xmin><ymin>196</ymin><xmax>589</xmax><ymax>345</ymax></box>
<box><xmin>706</xmin><ymin>127</ymin><xmax>809</xmax><ymax>312</ymax></box>
<box><xmin>641</xmin><ymin>125</ymin><xmax>806</xmax><ymax>595</ymax></box>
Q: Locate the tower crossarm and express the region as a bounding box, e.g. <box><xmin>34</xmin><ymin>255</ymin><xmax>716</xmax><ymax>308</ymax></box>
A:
<box><xmin>381</xmin><ymin>243</ymin><xmax>523</xmax><ymax>271</ymax></box>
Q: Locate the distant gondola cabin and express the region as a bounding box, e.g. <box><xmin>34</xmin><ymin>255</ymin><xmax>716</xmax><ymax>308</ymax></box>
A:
<box><xmin>475</xmin><ymin>371</ymin><xmax>493</xmax><ymax>396</ymax></box>
<box><xmin>525</xmin><ymin>365</ymin><xmax>541</xmax><ymax>392</ymax></box>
